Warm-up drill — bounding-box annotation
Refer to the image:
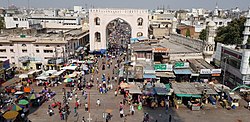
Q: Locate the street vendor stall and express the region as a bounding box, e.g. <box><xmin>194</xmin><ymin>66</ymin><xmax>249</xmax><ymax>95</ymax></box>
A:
<box><xmin>171</xmin><ymin>82</ymin><xmax>202</xmax><ymax>110</ymax></box>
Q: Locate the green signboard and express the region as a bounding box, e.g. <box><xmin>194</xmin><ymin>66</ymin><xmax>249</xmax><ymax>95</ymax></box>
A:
<box><xmin>174</xmin><ymin>62</ymin><xmax>189</xmax><ymax>68</ymax></box>
<box><xmin>154</xmin><ymin>64</ymin><xmax>167</xmax><ymax>71</ymax></box>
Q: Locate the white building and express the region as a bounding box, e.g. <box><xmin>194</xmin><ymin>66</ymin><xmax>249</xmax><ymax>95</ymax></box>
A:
<box><xmin>4</xmin><ymin>15</ymin><xmax>30</xmax><ymax>29</ymax></box>
<box><xmin>0</xmin><ymin>29</ymin><xmax>89</xmax><ymax>69</ymax></box>
<box><xmin>214</xmin><ymin>43</ymin><xmax>250</xmax><ymax>85</ymax></box>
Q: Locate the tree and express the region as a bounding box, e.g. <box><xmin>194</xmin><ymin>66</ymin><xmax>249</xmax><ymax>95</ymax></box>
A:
<box><xmin>186</xmin><ymin>28</ymin><xmax>191</xmax><ymax>37</ymax></box>
<box><xmin>199</xmin><ymin>28</ymin><xmax>207</xmax><ymax>41</ymax></box>
<box><xmin>215</xmin><ymin>17</ymin><xmax>246</xmax><ymax>45</ymax></box>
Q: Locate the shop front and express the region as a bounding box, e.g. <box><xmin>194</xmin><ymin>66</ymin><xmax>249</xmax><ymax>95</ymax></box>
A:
<box><xmin>173</xmin><ymin>69</ymin><xmax>192</xmax><ymax>82</ymax></box>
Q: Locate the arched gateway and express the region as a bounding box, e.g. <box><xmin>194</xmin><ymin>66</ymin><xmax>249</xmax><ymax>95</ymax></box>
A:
<box><xmin>89</xmin><ymin>8</ymin><xmax>149</xmax><ymax>52</ymax></box>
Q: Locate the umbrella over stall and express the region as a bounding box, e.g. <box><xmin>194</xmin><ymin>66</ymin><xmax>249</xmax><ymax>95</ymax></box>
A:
<box><xmin>64</xmin><ymin>78</ymin><xmax>73</xmax><ymax>83</ymax></box>
<box><xmin>18</xmin><ymin>99</ymin><xmax>29</xmax><ymax>105</ymax></box>
<box><xmin>8</xmin><ymin>104</ymin><xmax>22</xmax><ymax>111</ymax></box>
<box><xmin>3</xmin><ymin>111</ymin><xmax>19</xmax><ymax>120</ymax></box>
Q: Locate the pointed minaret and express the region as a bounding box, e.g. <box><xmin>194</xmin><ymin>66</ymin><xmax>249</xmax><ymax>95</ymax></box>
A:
<box><xmin>242</xmin><ymin>8</ymin><xmax>250</xmax><ymax>45</ymax></box>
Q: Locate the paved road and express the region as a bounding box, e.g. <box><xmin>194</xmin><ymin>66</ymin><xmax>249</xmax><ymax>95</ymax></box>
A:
<box><xmin>22</xmin><ymin>55</ymin><xmax>250</xmax><ymax>122</ymax></box>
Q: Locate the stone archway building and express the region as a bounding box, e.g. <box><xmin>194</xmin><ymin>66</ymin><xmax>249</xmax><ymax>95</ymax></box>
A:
<box><xmin>89</xmin><ymin>8</ymin><xmax>149</xmax><ymax>51</ymax></box>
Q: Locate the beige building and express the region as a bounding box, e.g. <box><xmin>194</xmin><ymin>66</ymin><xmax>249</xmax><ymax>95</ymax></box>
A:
<box><xmin>0</xmin><ymin>29</ymin><xmax>89</xmax><ymax>69</ymax></box>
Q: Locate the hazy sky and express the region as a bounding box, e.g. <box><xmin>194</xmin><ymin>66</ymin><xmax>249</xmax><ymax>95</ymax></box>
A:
<box><xmin>0</xmin><ymin>0</ymin><xmax>249</xmax><ymax>10</ymax></box>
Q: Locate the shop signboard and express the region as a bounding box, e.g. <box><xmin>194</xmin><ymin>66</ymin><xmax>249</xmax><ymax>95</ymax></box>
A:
<box><xmin>152</xmin><ymin>48</ymin><xmax>169</xmax><ymax>53</ymax></box>
<box><xmin>200</xmin><ymin>69</ymin><xmax>211</xmax><ymax>74</ymax></box>
<box><xmin>211</xmin><ymin>69</ymin><xmax>221</xmax><ymax>74</ymax></box>
<box><xmin>174</xmin><ymin>62</ymin><xmax>189</xmax><ymax>68</ymax></box>
<box><xmin>154</xmin><ymin>64</ymin><xmax>173</xmax><ymax>71</ymax></box>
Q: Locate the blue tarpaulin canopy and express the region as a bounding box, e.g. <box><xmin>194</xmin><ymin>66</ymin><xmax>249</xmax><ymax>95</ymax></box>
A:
<box><xmin>143</xmin><ymin>74</ymin><xmax>156</xmax><ymax>79</ymax></box>
<box><xmin>174</xmin><ymin>69</ymin><xmax>192</xmax><ymax>75</ymax></box>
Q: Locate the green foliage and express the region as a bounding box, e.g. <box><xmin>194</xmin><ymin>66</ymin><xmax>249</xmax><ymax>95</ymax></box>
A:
<box><xmin>215</xmin><ymin>17</ymin><xmax>246</xmax><ymax>45</ymax></box>
<box><xmin>199</xmin><ymin>28</ymin><xmax>207</xmax><ymax>41</ymax></box>
<box><xmin>186</xmin><ymin>28</ymin><xmax>191</xmax><ymax>37</ymax></box>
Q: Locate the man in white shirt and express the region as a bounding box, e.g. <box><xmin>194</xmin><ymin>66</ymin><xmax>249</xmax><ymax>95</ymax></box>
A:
<box><xmin>96</xmin><ymin>99</ymin><xmax>101</xmax><ymax>106</ymax></box>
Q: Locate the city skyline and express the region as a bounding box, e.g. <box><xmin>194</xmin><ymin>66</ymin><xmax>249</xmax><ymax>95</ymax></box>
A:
<box><xmin>0</xmin><ymin>0</ymin><xmax>249</xmax><ymax>10</ymax></box>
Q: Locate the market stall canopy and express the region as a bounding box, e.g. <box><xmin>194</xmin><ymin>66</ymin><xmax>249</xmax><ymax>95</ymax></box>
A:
<box><xmin>69</xmin><ymin>73</ymin><xmax>77</xmax><ymax>78</ymax></box>
<box><xmin>45</xmin><ymin>70</ymin><xmax>57</xmax><ymax>76</ymax></box>
<box><xmin>28</xmin><ymin>94</ymin><xmax>39</xmax><ymax>100</ymax></box>
<box><xmin>173</xmin><ymin>69</ymin><xmax>192</xmax><ymax>75</ymax></box>
<box><xmin>61</xmin><ymin>66</ymin><xmax>78</xmax><ymax>70</ymax></box>
<box><xmin>172</xmin><ymin>82</ymin><xmax>202</xmax><ymax>98</ymax></box>
<box><xmin>154</xmin><ymin>87</ymin><xmax>168</xmax><ymax>95</ymax></box>
<box><xmin>14</xmin><ymin>91</ymin><xmax>24</xmax><ymax>95</ymax></box>
<box><xmin>23</xmin><ymin>87</ymin><xmax>31</xmax><ymax>93</ymax></box>
<box><xmin>120</xmin><ymin>82</ymin><xmax>130</xmax><ymax>89</ymax></box>
<box><xmin>27</xmin><ymin>70</ymin><xmax>36</xmax><ymax>75</ymax></box>
<box><xmin>9</xmin><ymin>104</ymin><xmax>22</xmax><ymax>111</ymax></box>
<box><xmin>3</xmin><ymin>111</ymin><xmax>19</xmax><ymax>120</ymax></box>
<box><xmin>19</xmin><ymin>74</ymin><xmax>28</xmax><ymax>79</ymax></box>
<box><xmin>155</xmin><ymin>72</ymin><xmax>176</xmax><ymax>78</ymax></box>
<box><xmin>143</xmin><ymin>74</ymin><xmax>156</xmax><ymax>79</ymax></box>
<box><xmin>125</xmin><ymin>85</ymin><xmax>142</xmax><ymax>94</ymax></box>
<box><xmin>54</xmin><ymin>70</ymin><xmax>65</xmax><ymax>76</ymax></box>
<box><xmin>18</xmin><ymin>99</ymin><xmax>29</xmax><ymax>105</ymax></box>
<box><xmin>64</xmin><ymin>78</ymin><xmax>73</xmax><ymax>83</ymax></box>
<box><xmin>36</xmin><ymin>75</ymin><xmax>48</xmax><ymax>80</ymax></box>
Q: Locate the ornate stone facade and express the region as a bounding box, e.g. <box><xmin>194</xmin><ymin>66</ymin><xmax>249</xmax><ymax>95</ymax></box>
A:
<box><xmin>89</xmin><ymin>8</ymin><xmax>149</xmax><ymax>51</ymax></box>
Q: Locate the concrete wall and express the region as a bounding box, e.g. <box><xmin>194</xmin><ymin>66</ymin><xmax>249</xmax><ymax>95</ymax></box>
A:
<box><xmin>89</xmin><ymin>8</ymin><xmax>149</xmax><ymax>51</ymax></box>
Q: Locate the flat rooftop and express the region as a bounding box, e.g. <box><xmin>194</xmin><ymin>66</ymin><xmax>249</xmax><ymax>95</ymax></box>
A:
<box><xmin>159</xmin><ymin>39</ymin><xmax>199</xmax><ymax>54</ymax></box>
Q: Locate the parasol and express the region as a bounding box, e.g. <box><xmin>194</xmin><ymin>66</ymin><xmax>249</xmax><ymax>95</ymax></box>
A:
<box><xmin>120</xmin><ymin>83</ymin><xmax>130</xmax><ymax>89</ymax></box>
<box><xmin>64</xmin><ymin>75</ymin><xmax>71</xmax><ymax>79</ymax></box>
<box><xmin>28</xmin><ymin>94</ymin><xmax>38</xmax><ymax>100</ymax></box>
<box><xmin>18</xmin><ymin>99</ymin><xmax>29</xmax><ymax>105</ymax></box>
<box><xmin>64</xmin><ymin>78</ymin><xmax>73</xmax><ymax>83</ymax></box>
<box><xmin>3</xmin><ymin>111</ymin><xmax>19</xmax><ymax>120</ymax></box>
<box><xmin>9</xmin><ymin>104</ymin><xmax>22</xmax><ymax>111</ymax></box>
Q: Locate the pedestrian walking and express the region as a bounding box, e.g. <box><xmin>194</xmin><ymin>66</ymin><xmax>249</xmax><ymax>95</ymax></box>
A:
<box><xmin>82</xmin><ymin>116</ymin><xmax>86</xmax><ymax>122</ymax></box>
<box><xmin>119</xmin><ymin>109</ymin><xmax>124</xmax><ymax>118</ymax></box>
<box><xmin>96</xmin><ymin>99</ymin><xmax>101</xmax><ymax>106</ymax></box>
<box><xmin>115</xmin><ymin>90</ymin><xmax>118</xmax><ymax>97</ymax></box>
<box><xmin>130</xmin><ymin>104</ymin><xmax>135</xmax><ymax>115</ymax></box>
<box><xmin>85</xmin><ymin>102</ymin><xmax>88</xmax><ymax>111</ymax></box>
<box><xmin>74</xmin><ymin>107</ymin><xmax>78</xmax><ymax>117</ymax></box>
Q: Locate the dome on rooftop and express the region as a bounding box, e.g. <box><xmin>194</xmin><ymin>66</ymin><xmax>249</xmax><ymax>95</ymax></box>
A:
<box><xmin>208</xmin><ymin>21</ymin><xmax>216</xmax><ymax>27</ymax></box>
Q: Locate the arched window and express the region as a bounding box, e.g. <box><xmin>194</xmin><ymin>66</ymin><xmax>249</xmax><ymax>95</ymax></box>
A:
<box><xmin>22</xmin><ymin>44</ymin><xmax>26</xmax><ymax>47</ymax></box>
<box><xmin>95</xmin><ymin>32</ymin><xmax>101</xmax><ymax>42</ymax></box>
<box><xmin>57</xmin><ymin>45</ymin><xmax>60</xmax><ymax>47</ymax></box>
<box><xmin>94</xmin><ymin>17</ymin><xmax>100</xmax><ymax>25</ymax></box>
<box><xmin>46</xmin><ymin>45</ymin><xmax>50</xmax><ymax>47</ymax></box>
<box><xmin>137</xmin><ymin>32</ymin><xmax>143</xmax><ymax>37</ymax></box>
<box><xmin>137</xmin><ymin>18</ymin><xmax>143</xmax><ymax>26</ymax></box>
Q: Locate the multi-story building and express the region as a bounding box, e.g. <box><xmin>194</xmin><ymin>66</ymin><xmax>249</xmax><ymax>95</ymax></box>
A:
<box><xmin>0</xmin><ymin>29</ymin><xmax>89</xmax><ymax>69</ymax></box>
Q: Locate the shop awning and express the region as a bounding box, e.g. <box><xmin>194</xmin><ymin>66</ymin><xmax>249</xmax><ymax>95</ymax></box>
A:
<box><xmin>174</xmin><ymin>69</ymin><xmax>192</xmax><ymax>75</ymax></box>
<box><xmin>176</xmin><ymin>94</ymin><xmax>201</xmax><ymax>98</ymax></box>
<box><xmin>155</xmin><ymin>72</ymin><xmax>175</xmax><ymax>78</ymax></box>
<box><xmin>154</xmin><ymin>87</ymin><xmax>168</xmax><ymax>95</ymax></box>
<box><xmin>76</xmin><ymin>46</ymin><xmax>83</xmax><ymax>52</ymax></box>
<box><xmin>143</xmin><ymin>74</ymin><xmax>156</xmax><ymax>79</ymax></box>
<box><xmin>61</xmin><ymin>66</ymin><xmax>78</xmax><ymax>70</ymax></box>
<box><xmin>54</xmin><ymin>70</ymin><xmax>65</xmax><ymax>76</ymax></box>
<box><xmin>19</xmin><ymin>74</ymin><xmax>28</xmax><ymax>79</ymax></box>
